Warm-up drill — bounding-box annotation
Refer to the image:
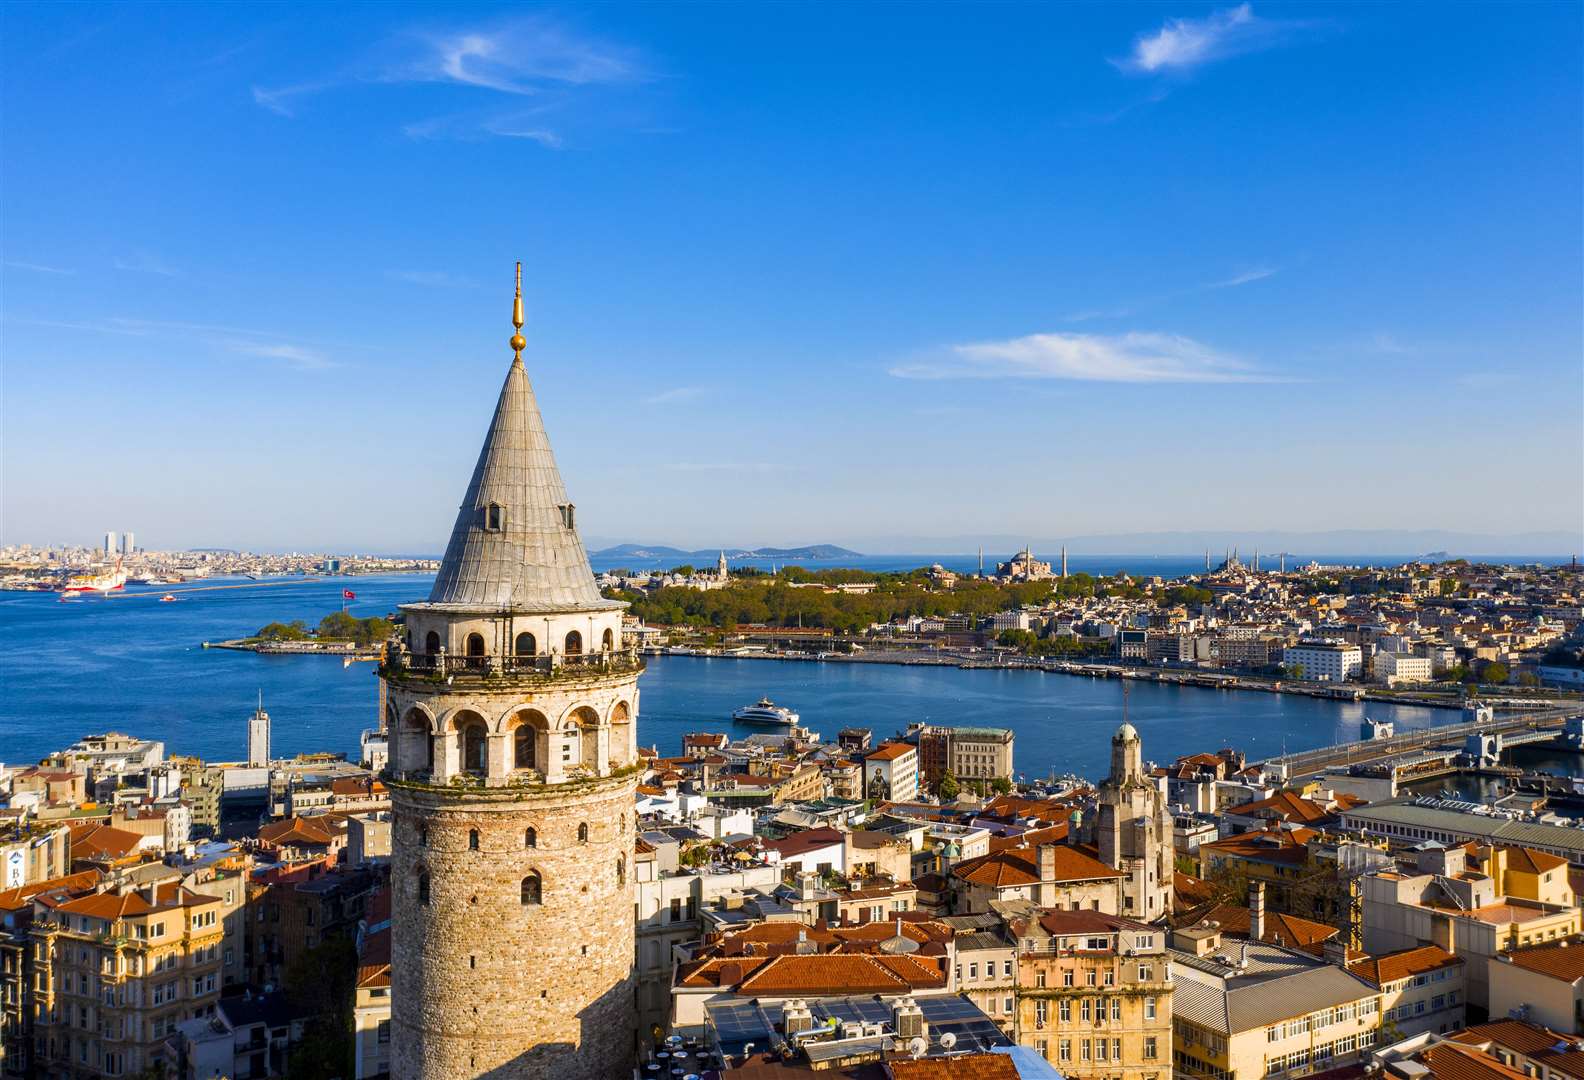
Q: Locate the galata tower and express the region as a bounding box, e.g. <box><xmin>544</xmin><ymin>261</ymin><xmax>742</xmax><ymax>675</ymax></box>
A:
<box><xmin>384</xmin><ymin>264</ymin><xmax>640</xmax><ymax>1079</ymax></box>
<box><xmin>1096</xmin><ymin>721</ymin><xmax>1174</xmax><ymax>922</ymax></box>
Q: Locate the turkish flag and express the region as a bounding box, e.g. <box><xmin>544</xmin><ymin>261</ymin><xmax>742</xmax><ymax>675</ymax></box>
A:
<box><xmin>342</xmin><ymin>589</ymin><xmax>356</xmax><ymax>600</ymax></box>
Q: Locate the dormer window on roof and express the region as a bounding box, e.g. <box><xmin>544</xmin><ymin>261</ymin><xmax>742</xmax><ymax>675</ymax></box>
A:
<box><xmin>484</xmin><ymin>504</ymin><xmax>505</xmax><ymax>532</ymax></box>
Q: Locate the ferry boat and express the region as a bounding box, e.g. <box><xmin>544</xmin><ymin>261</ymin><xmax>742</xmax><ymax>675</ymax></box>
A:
<box><xmin>158</xmin><ymin>594</ymin><xmax>178</xmax><ymax>603</ymax></box>
<box><xmin>59</xmin><ymin>562</ymin><xmax>128</xmax><ymax>595</ymax></box>
<box><xmin>731</xmin><ymin>698</ymin><xmax>799</xmax><ymax>726</ymax></box>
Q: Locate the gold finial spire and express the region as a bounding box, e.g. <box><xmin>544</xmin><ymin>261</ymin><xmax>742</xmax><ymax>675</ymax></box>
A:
<box><xmin>509</xmin><ymin>261</ymin><xmax>526</xmax><ymax>359</ymax></box>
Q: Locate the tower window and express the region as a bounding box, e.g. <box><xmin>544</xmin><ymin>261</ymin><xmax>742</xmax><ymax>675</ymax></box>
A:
<box><xmin>424</xmin><ymin>631</ymin><xmax>440</xmax><ymax>655</ymax></box>
<box><xmin>514</xmin><ymin>726</ymin><xmax>535</xmax><ymax>770</ymax></box>
<box><xmin>577</xmin><ymin>823</ymin><xmax>589</xmax><ymax>844</ymax></box>
<box><xmin>468</xmin><ymin>829</ymin><xmax>479</xmax><ymax>851</ymax></box>
<box><xmin>515</xmin><ymin>632</ymin><xmax>536</xmax><ymax>656</ymax></box>
<box><xmin>418</xmin><ymin>826</ymin><xmax>428</xmax><ymax>848</ymax></box>
<box><xmin>525</xmin><ymin>827</ymin><xmax>537</xmax><ymax>849</ymax></box>
<box><xmin>564</xmin><ymin>631</ymin><xmax>582</xmax><ymax>656</ymax></box>
<box><xmin>521</xmin><ymin>873</ymin><xmax>541</xmax><ymax>906</ymax></box>
<box><xmin>558</xmin><ymin>503</ymin><xmax>575</xmax><ymax>530</ymax></box>
<box><xmin>484</xmin><ymin>503</ymin><xmax>505</xmax><ymax>531</ymax></box>
<box><xmin>601</xmin><ymin>628</ymin><xmax>614</xmax><ymax>652</ymax></box>
<box><xmin>616</xmin><ymin>858</ymin><xmax>625</xmax><ymax>886</ymax></box>
<box><xmin>417</xmin><ymin>872</ymin><xmax>430</xmax><ymax>907</ymax></box>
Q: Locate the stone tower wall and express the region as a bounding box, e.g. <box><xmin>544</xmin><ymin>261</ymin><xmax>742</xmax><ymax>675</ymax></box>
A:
<box><xmin>390</xmin><ymin>773</ymin><xmax>638</xmax><ymax>1080</ymax></box>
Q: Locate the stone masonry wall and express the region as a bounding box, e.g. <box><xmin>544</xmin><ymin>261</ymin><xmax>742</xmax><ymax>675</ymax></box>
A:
<box><xmin>390</xmin><ymin>773</ymin><xmax>639</xmax><ymax>1079</ymax></box>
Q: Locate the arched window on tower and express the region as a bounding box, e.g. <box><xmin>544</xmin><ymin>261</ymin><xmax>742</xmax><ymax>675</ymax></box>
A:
<box><xmin>601</xmin><ymin>628</ymin><xmax>614</xmax><ymax>652</ymax></box>
<box><xmin>465</xmin><ymin>633</ymin><xmax>486</xmax><ymax>669</ymax></box>
<box><xmin>424</xmin><ymin>631</ymin><xmax>441</xmax><ymax>655</ymax></box>
<box><xmin>418</xmin><ymin>826</ymin><xmax>428</xmax><ymax>848</ymax></box>
<box><xmin>514</xmin><ymin>726</ymin><xmax>535</xmax><ymax>770</ymax></box>
<box><xmin>577</xmin><ymin>822</ymin><xmax>589</xmax><ymax>844</ymax></box>
<box><xmin>524</xmin><ymin>827</ymin><xmax>537</xmax><ymax>849</ymax></box>
<box><xmin>418</xmin><ymin>871</ymin><xmax>431</xmax><ymax>907</ymax></box>
<box><xmin>521</xmin><ymin>873</ymin><xmax>541</xmax><ymax>906</ymax></box>
<box><xmin>468</xmin><ymin>829</ymin><xmax>479</xmax><ymax>851</ymax></box>
<box><xmin>564</xmin><ymin>630</ymin><xmax>582</xmax><ymax>656</ymax></box>
<box><xmin>515</xmin><ymin>632</ymin><xmax>536</xmax><ymax>656</ymax></box>
<box><xmin>461</xmin><ymin>723</ymin><xmax>487</xmax><ymax>776</ymax></box>
<box><xmin>616</xmin><ymin>857</ymin><xmax>625</xmax><ymax>886</ymax></box>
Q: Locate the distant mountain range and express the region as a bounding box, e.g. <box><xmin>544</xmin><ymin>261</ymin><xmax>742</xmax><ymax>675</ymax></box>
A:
<box><xmin>591</xmin><ymin>543</ymin><xmax>862</xmax><ymax>562</ymax></box>
<box><xmin>825</xmin><ymin>529</ymin><xmax>1582</xmax><ymax>558</ymax></box>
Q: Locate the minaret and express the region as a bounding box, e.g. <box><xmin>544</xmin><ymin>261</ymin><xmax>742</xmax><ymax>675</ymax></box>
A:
<box><xmin>978</xmin><ymin>546</ymin><xmax>984</xmax><ymax>577</ymax></box>
<box><xmin>717</xmin><ymin>549</ymin><xmax>728</xmax><ymax>580</ymax></box>
<box><xmin>1060</xmin><ymin>545</ymin><xmax>1067</xmax><ymax>579</ymax></box>
<box><xmin>385</xmin><ymin>264</ymin><xmax>640</xmax><ymax>1080</ymax></box>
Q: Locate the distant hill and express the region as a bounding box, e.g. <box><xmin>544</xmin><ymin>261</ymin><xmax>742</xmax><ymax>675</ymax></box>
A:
<box><xmin>591</xmin><ymin>543</ymin><xmax>862</xmax><ymax>562</ymax></box>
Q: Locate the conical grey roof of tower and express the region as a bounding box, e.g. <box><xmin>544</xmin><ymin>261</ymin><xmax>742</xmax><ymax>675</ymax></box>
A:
<box><xmin>418</xmin><ymin>355</ymin><xmax>620</xmax><ymax>614</ymax></box>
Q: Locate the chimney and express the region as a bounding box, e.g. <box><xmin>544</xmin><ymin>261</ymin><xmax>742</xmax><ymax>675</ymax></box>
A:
<box><xmin>1431</xmin><ymin>915</ymin><xmax>1457</xmax><ymax>955</ymax></box>
<box><xmin>1248</xmin><ymin>882</ymin><xmax>1266</xmax><ymax>943</ymax></box>
<box><xmin>718</xmin><ymin>961</ymin><xmax>743</xmax><ymax>986</ymax></box>
<box><xmin>1038</xmin><ymin>843</ymin><xmax>1056</xmax><ymax>905</ymax></box>
<box><xmin>1323</xmin><ymin>935</ymin><xmax>1350</xmax><ymax>968</ymax></box>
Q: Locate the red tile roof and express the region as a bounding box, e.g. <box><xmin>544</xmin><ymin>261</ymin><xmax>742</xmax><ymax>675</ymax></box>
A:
<box><xmin>952</xmin><ymin>843</ymin><xmax>1120</xmax><ymax>889</ymax></box>
<box><xmin>1500</xmin><ymin>938</ymin><xmax>1584</xmax><ymax>984</ymax></box>
<box><xmin>887</xmin><ymin>1054</ymin><xmax>1021</xmax><ymax>1079</ymax></box>
<box><xmin>1352</xmin><ymin>945</ymin><xmax>1461</xmax><ymax>988</ymax></box>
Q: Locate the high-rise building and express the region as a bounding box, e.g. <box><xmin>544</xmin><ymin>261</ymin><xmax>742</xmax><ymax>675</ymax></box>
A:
<box><xmin>103</xmin><ymin>531</ymin><xmax>117</xmax><ymax>556</ymax></box>
<box><xmin>122</xmin><ymin>531</ymin><xmax>135</xmax><ymax>555</ymax></box>
<box><xmin>1096</xmin><ymin>723</ymin><xmax>1174</xmax><ymax>921</ymax></box>
<box><xmin>247</xmin><ymin>701</ymin><xmax>270</xmax><ymax>767</ymax></box>
<box><xmin>385</xmin><ymin>265</ymin><xmax>640</xmax><ymax>1079</ymax></box>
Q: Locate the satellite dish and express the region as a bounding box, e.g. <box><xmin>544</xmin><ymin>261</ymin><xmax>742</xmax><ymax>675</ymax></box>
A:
<box><xmin>909</xmin><ymin>1036</ymin><xmax>927</xmax><ymax>1058</ymax></box>
<box><xmin>939</xmin><ymin>1032</ymin><xmax>957</xmax><ymax>1050</ymax></box>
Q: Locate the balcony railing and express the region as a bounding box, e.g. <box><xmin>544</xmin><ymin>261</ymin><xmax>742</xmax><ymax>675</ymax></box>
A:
<box><xmin>388</xmin><ymin>648</ymin><xmax>641</xmax><ymax>680</ymax></box>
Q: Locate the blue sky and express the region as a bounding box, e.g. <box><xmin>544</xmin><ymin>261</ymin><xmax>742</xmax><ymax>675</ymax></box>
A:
<box><xmin>3</xmin><ymin>2</ymin><xmax>1580</xmax><ymax>554</ymax></box>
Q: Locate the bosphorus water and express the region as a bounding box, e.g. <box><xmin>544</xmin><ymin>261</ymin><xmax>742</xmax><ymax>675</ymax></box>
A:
<box><xmin>0</xmin><ymin>571</ymin><xmax>1452</xmax><ymax>777</ymax></box>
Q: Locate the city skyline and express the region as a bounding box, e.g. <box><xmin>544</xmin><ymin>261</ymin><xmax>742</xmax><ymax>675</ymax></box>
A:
<box><xmin>3</xmin><ymin>2</ymin><xmax>1581</xmax><ymax>552</ymax></box>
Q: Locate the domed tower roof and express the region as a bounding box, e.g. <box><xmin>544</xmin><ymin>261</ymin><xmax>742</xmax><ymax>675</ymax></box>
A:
<box><xmin>1113</xmin><ymin>721</ymin><xmax>1140</xmax><ymax>743</ymax></box>
<box><xmin>420</xmin><ymin>264</ymin><xmax>621</xmax><ymax>616</ymax></box>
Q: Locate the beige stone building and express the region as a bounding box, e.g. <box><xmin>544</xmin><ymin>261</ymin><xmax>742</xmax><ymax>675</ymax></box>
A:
<box><xmin>30</xmin><ymin>881</ymin><xmax>226</xmax><ymax>1079</ymax></box>
<box><xmin>385</xmin><ymin>267</ymin><xmax>640</xmax><ymax>1080</ymax></box>
<box><xmin>1012</xmin><ymin>909</ymin><xmax>1172</xmax><ymax>1079</ymax></box>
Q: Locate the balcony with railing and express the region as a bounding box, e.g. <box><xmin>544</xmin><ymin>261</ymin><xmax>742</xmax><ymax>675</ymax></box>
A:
<box><xmin>383</xmin><ymin>645</ymin><xmax>643</xmax><ymax>683</ymax></box>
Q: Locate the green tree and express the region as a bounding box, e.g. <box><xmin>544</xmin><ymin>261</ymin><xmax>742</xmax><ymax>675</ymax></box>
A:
<box><xmin>1479</xmin><ymin>661</ymin><xmax>1509</xmax><ymax>685</ymax></box>
<box><xmin>283</xmin><ymin>936</ymin><xmax>357</xmax><ymax>1080</ymax></box>
<box><xmin>937</xmin><ymin>771</ymin><xmax>961</xmax><ymax>801</ymax></box>
<box><xmin>1283</xmin><ymin>663</ymin><xmax>1306</xmax><ymax>680</ymax></box>
<box><xmin>990</xmin><ymin>776</ymin><xmax>1013</xmax><ymax>795</ymax></box>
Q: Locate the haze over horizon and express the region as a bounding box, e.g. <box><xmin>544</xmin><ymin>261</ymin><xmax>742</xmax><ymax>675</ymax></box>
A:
<box><xmin>3</xmin><ymin>3</ymin><xmax>1581</xmax><ymax>554</ymax></box>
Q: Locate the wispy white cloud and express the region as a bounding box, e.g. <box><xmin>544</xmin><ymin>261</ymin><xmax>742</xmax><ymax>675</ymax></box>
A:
<box><xmin>1116</xmin><ymin>4</ymin><xmax>1305</xmax><ymax>75</ymax></box>
<box><xmin>892</xmin><ymin>331</ymin><xmax>1279</xmax><ymax>384</ymax></box>
<box><xmin>3</xmin><ymin>260</ymin><xmax>73</xmax><ymax>275</ymax></box>
<box><xmin>645</xmin><ymin>386</ymin><xmax>707</xmax><ymax>406</ymax></box>
<box><xmin>393</xmin><ymin>18</ymin><xmax>642</xmax><ymax>94</ymax></box>
<box><xmin>1206</xmin><ymin>265</ymin><xmax>1278</xmax><ymax>289</ymax></box>
<box><xmin>1367</xmin><ymin>333</ymin><xmax>1415</xmax><ymax>356</ymax></box>
<box><xmin>254</xmin><ymin>14</ymin><xmax>646</xmax><ymax>143</ymax></box>
<box><xmin>663</xmin><ymin>462</ymin><xmax>792</xmax><ymax>474</ymax></box>
<box><xmin>227</xmin><ymin>341</ymin><xmax>336</xmax><ymax>371</ymax></box>
<box><xmin>1063</xmin><ymin>307</ymin><xmax>1134</xmax><ymax>323</ymax></box>
<box><xmin>113</xmin><ymin>252</ymin><xmax>180</xmax><ymax>277</ymax></box>
<box><xmin>385</xmin><ymin>270</ymin><xmax>479</xmax><ymax>289</ymax></box>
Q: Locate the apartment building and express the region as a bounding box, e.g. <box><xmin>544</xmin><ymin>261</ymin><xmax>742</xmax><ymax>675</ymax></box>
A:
<box><xmin>1282</xmin><ymin>640</ymin><xmax>1363</xmax><ymax>682</ymax></box>
<box><xmin>31</xmin><ymin>882</ymin><xmax>226</xmax><ymax>1079</ymax></box>
<box><xmin>1349</xmin><ymin>944</ymin><xmax>1466</xmax><ymax>1038</ymax></box>
<box><xmin>941</xmin><ymin>915</ymin><xmax>1017</xmax><ymax>1034</ymax></box>
<box><xmin>950</xmin><ymin>842</ymin><xmax>1123</xmax><ymax>915</ymax></box>
<box><xmin>1362</xmin><ymin>845</ymin><xmax>1581</xmax><ymax>1011</ymax></box>
<box><xmin>1488</xmin><ymin>936</ymin><xmax>1584</xmax><ymax>1035</ymax></box>
<box><xmin>1013</xmin><ymin>909</ymin><xmax>1172</xmax><ymax>1080</ymax></box>
<box><xmin>1171</xmin><ymin>928</ymin><xmax>1382</xmax><ymax>1080</ymax></box>
<box><xmin>864</xmin><ymin>743</ymin><xmax>920</xmax><ymax>803</ymax></box>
